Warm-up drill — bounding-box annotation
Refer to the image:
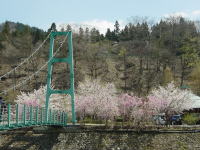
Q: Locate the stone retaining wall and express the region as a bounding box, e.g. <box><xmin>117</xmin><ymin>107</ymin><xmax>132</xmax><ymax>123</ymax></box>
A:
<box><xmin>0</xmin><ymin>126</ymin><xmax>200</xmax><ymax>150</ymax></box>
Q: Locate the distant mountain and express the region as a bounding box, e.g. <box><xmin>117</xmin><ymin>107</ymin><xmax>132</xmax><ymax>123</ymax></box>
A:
<box><xmin>0</xmin><ymin>21</ymin><xmax>105</xmax><ymax>35</ymax></box>
<box><xmin>0</xmin><ymin>21</ymin><xmax>45</xmax><ymax>33</ymax></box>
<box><xmin>0</xmin><ymin>21</ymin><xmax>18</xmax><ymax>32</ymax></box>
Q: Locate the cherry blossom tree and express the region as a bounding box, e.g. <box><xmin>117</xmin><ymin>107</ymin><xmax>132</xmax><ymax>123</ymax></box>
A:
<box><xmin>76</xmin><ymin>79</ymin><xmax>119</xmax><ymax>121</ymax></box>
<box><xmin>14</xmin><ymin>80</ymin><xmax>194</xmax><ymax>126</ymax></box>
<box><xmin>117</xmin><ymin>94</ymin><xmax>142</xmax><ymax>121</ymax></box>
<box><xmin>147</xmin><ymin>82</ymin><xmax>194</xmax><ymax>117</ymax></box>
<box><xmin>15</xmin><ymin>85</ymin><xmax>71</xmax><ymax>112</ymax></box>
<box><xmin>117</xmin><ymin>94</ymin><xmax>152</xmax><ymax>125</ymax></box>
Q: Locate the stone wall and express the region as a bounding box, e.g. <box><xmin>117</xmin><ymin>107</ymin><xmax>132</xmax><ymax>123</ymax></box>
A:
<box><xmin>0</xmin><ymin>126</ymin><xmax>200</xmax><ymax>150</ymax></box>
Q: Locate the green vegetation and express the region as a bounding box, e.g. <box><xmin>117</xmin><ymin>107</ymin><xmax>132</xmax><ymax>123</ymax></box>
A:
<box><xmin>183</xmin><ymin>113</ymin><xmax>200</xmax><ymax>125</ymax></box>
<box><xmin>0</xmin><ymin>17</ymin><xmax>200</xmax><ymax>102</ymax></box>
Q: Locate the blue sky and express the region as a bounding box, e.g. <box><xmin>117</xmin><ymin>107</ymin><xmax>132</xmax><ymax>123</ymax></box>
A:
<box><xmin>1</xmin><ymin>0</ymin><xmax>200</xmax><ymax>33</ymax></box>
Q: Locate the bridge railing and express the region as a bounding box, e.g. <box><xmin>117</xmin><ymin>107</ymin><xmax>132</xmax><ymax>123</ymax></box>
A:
<box><xmin>0</xmin><ymin>104</ymin><xmax>68</xmax><ymax>130</ymax></box>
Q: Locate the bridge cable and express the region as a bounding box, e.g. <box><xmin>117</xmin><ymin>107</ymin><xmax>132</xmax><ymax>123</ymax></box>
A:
<box><xmin>0</xmin><ymin>30</ymin><xmax>53</xmax><ymax>81</ymax></box>
<box><xmin>0</xmin><ymin>32</ymin><xmax>69</xmax><ymax>95</ymax></box>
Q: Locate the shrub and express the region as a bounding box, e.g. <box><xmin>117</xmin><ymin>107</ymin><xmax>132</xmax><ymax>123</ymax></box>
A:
<box><xmin>183</xmin><ymin>113</ymin><xmax>199</xmax><ymax>125</ymax></box>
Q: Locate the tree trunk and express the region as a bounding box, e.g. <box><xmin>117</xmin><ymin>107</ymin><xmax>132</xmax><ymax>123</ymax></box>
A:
<box><xmin>180</xmin><ymin>57</ymin><xmax>185</xmax><ymax>87</ymax></box>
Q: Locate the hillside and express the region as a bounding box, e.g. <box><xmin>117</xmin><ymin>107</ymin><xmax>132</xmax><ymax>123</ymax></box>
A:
<box><xmin>0</xmin><ymin>17</ymin><xmax>200</xmax><ymax>102</ymax></box>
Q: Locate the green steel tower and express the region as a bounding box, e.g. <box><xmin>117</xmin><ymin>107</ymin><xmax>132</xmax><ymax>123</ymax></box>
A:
<box><xmin>45</xmin><ymin>31</ymin><xmax>76</xmax><ymax>124</ymax></box>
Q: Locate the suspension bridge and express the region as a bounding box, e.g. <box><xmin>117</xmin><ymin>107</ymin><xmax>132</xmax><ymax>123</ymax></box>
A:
<box><xmin>0</xmin><ymin>31</ymin><xmax>76</xmax><ymax>130</ymax></box>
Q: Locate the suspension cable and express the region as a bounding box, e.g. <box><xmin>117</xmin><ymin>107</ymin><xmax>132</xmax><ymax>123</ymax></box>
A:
<box><xmin>0</xmin><ymin>30</ymin><xmax>53</xmax><ymax>81</ymax></box>
<box><xmin>0</xmin><ymin>32</ymin><xmax>69</xmax><ymax>95</ymax></box>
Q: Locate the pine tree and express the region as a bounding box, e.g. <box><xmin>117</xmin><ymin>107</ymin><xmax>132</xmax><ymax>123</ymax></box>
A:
<box><xmin>105</xmin><ymin>28</ymin><xmax>112</xmax><ymax>40</ymax></box>
<box><xmin>2</xmin><ymin>21</ymin><xmax>10</xmax><ymax>35</ymax></box>
<box><xmin>128</xmin><ymin>23</ymin><xmax>136</xmax><ymax>40</ymax></box>
<box><xmin>120</xmin><ymin>25</ymin><xmax>129</xmax><ymax>41</ymax></box>
<box><xmin>79</xmin><ymin>27</ymin><xmax>84</xmax><ymax>40</ymax></box>
<box><xmin>114</xmin><ymin>21</ymin><xmax>120</xmax><ymax>41</ymax></box>
<box><xmin>90</xmin><ymin>28</ymin><xmax>100</xmax><ymax>42</ymax></box>
<box><xmin>114</xmin><ymin>21</ymin><xmax>120</xmax><ymax>34</ymax></box>
<box><xmin>32</xmin><ymin>29</ymin><xmax>41</xmax><ymax>44</ymax></box>
<box><xmin>85</xmin><ymin>27</ymin><xmax>90</xmax><ymax>42</ymax></box>
<box><xmin>48</xmin><ymin>22</ymin><xmax>57</xmax><ymax>32</ymax></box>
<box><xmin>61</xmin><ymin>27</ymin><xmax>65</xmax><ymax>32</ymax></box>
<box><xmin>66</xmin><ymin>24</ymin><xmax>72</xmax><ymax>31</ymax></box>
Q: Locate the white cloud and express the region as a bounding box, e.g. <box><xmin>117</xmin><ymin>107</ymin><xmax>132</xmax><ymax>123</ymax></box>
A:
<box><xmin>57</xmin><ymin>19</ymin><xmax>125</xmax><ymax>35</ymax></box>
<box><xmin>192</xmin><ymin>10</ymin><xmax>200</xmax><ymax>16</ymax></box>
<box><xmin>82</xmin><ymin>20</ymin><xmax>114</xmax><ymax>34</ymax></box>
<box><xmin>164</xmin><ymin>12</ymin><xmax>189</xmax><ymax>18</ymax></box>
<box><xmin>164</xmin><ymin>10</ymin><xmax>200</xmax><ymax>19</ymax></box>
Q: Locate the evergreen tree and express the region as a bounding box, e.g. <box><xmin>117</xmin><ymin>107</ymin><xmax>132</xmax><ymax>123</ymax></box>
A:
<box><xmin>95</xmin><ymin>29</ymin><xmax>101</xmax><ymax>42</ymax></box>
<box><xmin>90</xmin><ymin>28</ymin><xmax>101</xmax><ymax>42</ymax></box>
<box><xmin>128</xmin><ymin>23</ymin><xmax>136</xmax><ymax>40</ymax></box>
<box><xmin>48</xmin><ymin>22</ymin><xmax>57</xmax><ymax>32</ymax></box>
<box><xmin>120</xmin><ymin>25</ymin><xmax>129</xmax><ymax>41</ymax></box>
<box><xmin>85</xmin><ymin>27</ymin><xmax>90</xmax><ymax>42</ymax></box>
<box><xmin>106</xmin><ymin>28</ymin><xmax>115</xmax><ymax>41</ymax></box>
<box><xmin>61</xmin><ymin>27</ymin><xmax>65</xmax><ymax>32</ymax></box>
<box><xmin>140</xmin><ymin>22</ymin><xmax>149</xmax><ymax>41</ymax></box>
<box><xmin>32</xmin><ymin>29</ymin><xmax>41</xmax><ymax>44</ymax></box>
<box><xmin>2</xmin><ymin>21</ymin><xmax>10</xmax><ymax>35</ymax></box>
<box><xmin>114</xmin><ymin>21</ymin><xmax>120</xmax><ymax>34</ymax></box>
<box><xmin>179</xmin><ymin>37</ymin><xmax>199</xmax><ymax>86</ymax></box>
<box><xmin>2</xmin><ymin>21</ymin><xmax>10</xmax><ymax>40</ymax></box>
<box><xmin>105</xmin><ymin>28</ymin><xmax>112</xmax><ymax>40</ymax></box>
<box><xmin>79</xmin><ymin>27</ymin><xmax>84</xmax><ymax>40</ymax></box>
<box><xmin>100</xmin><ymin>34</ymin><xmax>105</xmax><ymax>41</ymax></box>
<box><xmin>114</xmin><ymin>20</ymin><xmax>120</xmax><ymax>41</ymax></box>
<box><xmin>66</xmin><ymin>24</ymin><xmax>72</xmax><ymax>31</ymax></box>
<box><xmin>22</xmin><ymin>25</ymin><xmax>31</xmax><ymax>35</ymax></box>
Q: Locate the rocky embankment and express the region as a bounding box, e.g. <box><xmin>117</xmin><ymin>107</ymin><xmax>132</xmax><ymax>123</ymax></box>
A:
<box><xmin>0</xmin><ymin>125</ymin><xmax>200</xmax><ymax>150</ymax></box>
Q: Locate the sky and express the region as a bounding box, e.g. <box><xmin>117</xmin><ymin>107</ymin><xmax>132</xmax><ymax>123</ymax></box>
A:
<box><xmin>1</xmin><ymin>0</ymin><xmax>200</xmax><ymax>34</ymax></box>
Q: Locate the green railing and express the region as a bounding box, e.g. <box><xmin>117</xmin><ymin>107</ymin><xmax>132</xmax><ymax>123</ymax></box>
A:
<box><xmin>0</xmin><ymin>104</ymin><xmax>68</xmax><ymax>130</ymax></box>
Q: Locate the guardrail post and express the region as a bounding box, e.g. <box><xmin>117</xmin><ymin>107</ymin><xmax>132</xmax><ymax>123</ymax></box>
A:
<box><xmin>7</xmin><ymin>104</ymin><xmax>11</xmax><ymax>127</ymax></box>
<box><xmin>49</xmin><ymin>109</ymin><xmax>52</xmax><ymax>124</ymax></box>
<box><xmin>61</xmin><ymin>112</ymin><xmax>63</xmax><ymax>125</ymax></box>
<box><xmin>58</xmin><ymin>111</ymin><xmax>60</xmax><ymax>124</ymax></box>
<box><xmin>23</xmin><ymin>104</ymin><xmax>26</xmax><ymax>125</ymax></box>
<box><xmin>30</xmin><ymin>106</ymin><xmax>33</xmax><ymax>125</ymax></box>
<box><xmin>59</xmin><ymin>111</ymin><xmax>61</xmax><ymax>125</ymax></box>
<box><xmin>54</xmin><ymin>110</ymin><xmax>56</xmax><ymax>124</ymax></box>
<box><xmin>41</xmin><ymin>107</ymin><xmax>43</xmax><ymax>124</ymax></box>
<box><xmin>64</xmin><ymin>112</ymin><xmax>67</xmax><ymax>126</ymax></box>
<box><xmin>16</xmin><ymin>104</ymin><xmax>19</xmax><ymax>125</ymax></box>
<box><xmin>55</xmin><ymin>110</ymin><xmax>57</xmax><ymax>124</ymax></box>
<box><xmin>36</xmin><ymin>106</ymin><xmax>38</xmax><ymax>124</ymax></box>
<box><xmin>52</xmin><ymin>110</ymin><xmax>55</xmax><ymax>124</ymax></box>
<box><xmin>0</xmin><ymin>104</ymin><xmax>2</xmax><ymax>122</ymax></box>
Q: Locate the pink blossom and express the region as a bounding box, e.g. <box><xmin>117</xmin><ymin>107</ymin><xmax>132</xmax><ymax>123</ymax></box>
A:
<box><xmin>147</xmin><ymin>82</ymin><xmax>194</xmax><ymax>115</ymax></box>
<box><xmin>75</xmin><ymin>79</ymin><xmax>119</xmax><ymax>120</ymax></box>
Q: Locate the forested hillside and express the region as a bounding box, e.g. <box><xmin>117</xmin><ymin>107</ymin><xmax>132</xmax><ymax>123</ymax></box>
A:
<box><xmin>0</xmin><ymin>17</ymin><xmax>200</xmax><ymax>102</ymax></box>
